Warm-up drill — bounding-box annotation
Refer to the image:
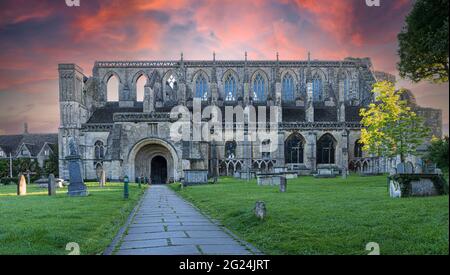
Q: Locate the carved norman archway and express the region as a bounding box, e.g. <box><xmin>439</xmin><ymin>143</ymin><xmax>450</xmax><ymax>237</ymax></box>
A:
<box><xmin>128</xmin><ymin>138</ymin><xmax>180</xmax><ymax>183</ymax></box>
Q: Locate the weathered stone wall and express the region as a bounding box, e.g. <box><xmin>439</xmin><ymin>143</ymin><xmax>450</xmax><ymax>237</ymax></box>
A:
<box><xmin>58</xmin><ymin>58</ymin><xmax>443</xmax><ymax>180</ymax></box>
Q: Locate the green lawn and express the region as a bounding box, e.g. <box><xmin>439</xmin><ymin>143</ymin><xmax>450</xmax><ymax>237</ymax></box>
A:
<box><xmin>0</xmin><ymin>182</ymin><xmax>145</xmax><ymax>255</ymax></box>
<box><xmin>170</xmin><ymin>176</ymin><xmax>449</xmax><ymax>255</ymax></box>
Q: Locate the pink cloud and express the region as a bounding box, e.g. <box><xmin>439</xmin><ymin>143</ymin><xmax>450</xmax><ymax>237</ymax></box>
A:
<box><xmin>0</xmin><ymin>0</ymin><xmax>446</xmax><ymax>135</ymax></box>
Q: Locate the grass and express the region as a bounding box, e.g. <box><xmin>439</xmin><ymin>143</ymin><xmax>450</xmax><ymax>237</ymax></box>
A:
<box><xmin>0</xmin><ymin>182</ymin><xmax>146</xmax><ymax>255</ymax></box>
<box><xmin>170</xmin><ymin>175</ymin><xmax>449</xmax><ymax>255</ymax></box>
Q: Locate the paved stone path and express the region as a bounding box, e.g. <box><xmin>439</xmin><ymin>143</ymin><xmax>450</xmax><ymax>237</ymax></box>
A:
<box><xmin>115</xmin><ymin>185</ymin><xmax>256</xmax><ymax>255</ymax></box>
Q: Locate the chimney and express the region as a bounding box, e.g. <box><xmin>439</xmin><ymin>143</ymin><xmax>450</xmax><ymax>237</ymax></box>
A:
<box><xmin>24</xmin><ymin>123</ymin><xmax>29</xmax><ymax>134</ymax></box>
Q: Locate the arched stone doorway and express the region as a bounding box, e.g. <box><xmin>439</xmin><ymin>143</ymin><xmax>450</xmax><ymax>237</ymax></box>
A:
<box><xmin>151</xmin><ymin>156</ymin><xmax>168</xmax><ymax>184</ymax></box>
<box><xmin>129</xmin><ymin>138</ymin><xmax>180</xmax><ymax>184</ymax></box>
<box><xmin>317</xmin><ymin>133</ymin><xmax>337</xmax><ymax>165</ymax></box>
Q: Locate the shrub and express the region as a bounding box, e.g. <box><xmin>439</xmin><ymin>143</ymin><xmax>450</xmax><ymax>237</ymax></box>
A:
<box><xmin>1</xmin><ymin>177</ymin><xmax>19</xmax><ymax>185</ymax></box>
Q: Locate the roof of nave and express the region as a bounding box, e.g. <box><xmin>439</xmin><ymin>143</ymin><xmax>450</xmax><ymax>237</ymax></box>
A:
<box><xmin>87</xmin><ymin>102</ymin><xmax>144</xmax><ymax>124</ymax></box>
<box><xmin>86</xmin><ymin>102</ymin><xmax>364</xmax><ymax>124</ymax></box>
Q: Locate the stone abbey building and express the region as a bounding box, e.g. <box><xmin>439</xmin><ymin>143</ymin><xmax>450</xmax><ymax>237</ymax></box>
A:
<box><xmin>58</xmin><ymin>56</ymin><xmax>442</xmax><ymax>183</ymax></box>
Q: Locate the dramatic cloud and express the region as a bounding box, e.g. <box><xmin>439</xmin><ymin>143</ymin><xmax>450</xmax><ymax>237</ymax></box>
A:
<box><xmin>0</xmin><ymin>0</ymin><xmax>447</xmax><ymax>135</ymax></box>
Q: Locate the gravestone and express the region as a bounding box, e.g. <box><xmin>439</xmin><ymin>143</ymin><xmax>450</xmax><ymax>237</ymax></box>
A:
<box><xmin>67</xmin><ymin>138</ymin><xmax>89</xmax><ymax>197</ymax></box>
<box><xmin>17</xmin><ymin>174</ymin><xmax>27</xmax><ymax>196</ymax></box>
<box><xmin>342</xmin><ymin>168</ymin><xmax>348</xmax><ymax>179</ymax></box>
<box><xmin>99</xmin><ymin>170</ymin><xmax>106</xmax><ymax>188</ymax></box>
<box><xmin>389</xmin><ymin>180</ymin><xmax>402</xmax><ymax>198</ymax></box>
<box><xmin>48</xmin><ymin>174</ymin><xmax>56</xmax><ymax>196</ymax></box>
<box><xmin>254</xmin><ymin>201</ymin><xmax>266</xmax><ymax>220</ymax></box>
<box><xmin>279</xmin><ymin>177</ymin><xmax>287</xmax><ymax>193</ymax></box>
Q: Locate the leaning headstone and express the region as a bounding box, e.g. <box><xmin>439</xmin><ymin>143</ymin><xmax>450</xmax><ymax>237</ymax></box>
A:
<box><xmin>279</xmin><ymin>177</ymin><xmax>287</xmax><ymax>193</ymax></box>
<box><xmin>99</xmin><ymin>170</ymin><xmax>106</xmax><ymax>188</ymax></box>
<box><xmin>254</xmin><ymin>201</ymin><xmax>267</xmax><ymax>220</ymax></box>
<box><xmin>48</xmin><ymin>174</ymin><xmax>57</xmax><ymax>196</ymax></box>
<box><xmin>17</xmin><ymin>174</ymin><xmax>27</xmax><ymax>196</ymax></box>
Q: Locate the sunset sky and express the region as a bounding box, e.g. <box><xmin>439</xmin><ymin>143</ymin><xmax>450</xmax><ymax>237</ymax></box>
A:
<box><xmin>0</xmin><ymin>0</ymin><xmax>448</xmax><ymax>135</ymax></box>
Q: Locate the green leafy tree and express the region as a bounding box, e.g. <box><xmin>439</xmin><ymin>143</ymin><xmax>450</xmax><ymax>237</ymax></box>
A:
<box><xmin>360</xmin><ymin>81</ymin><xmax>430</xmax><ymax>162</ymax></box>
<box><xmin>397</xmin><ymin>0</ymin><xmax>449</xmax><ymax>83</ymax></box>
<box><xmin>44</xmin><ymin>151</ymin><xmax>59</xmax><ymax>177</ymax></box>
<box><xmin>13</xmin><ymin>158</ymin><xmax>41</xmax><ymax>180</ymax></box>
<box><xmin>426</xmin><ymin>136</ymin><xmax>449</xmax><ymax>171</ymax></box>
<box><xmin>0</xmin><ymin>160</ymin><xmax>9</xmax><ymax>178</ymax></box>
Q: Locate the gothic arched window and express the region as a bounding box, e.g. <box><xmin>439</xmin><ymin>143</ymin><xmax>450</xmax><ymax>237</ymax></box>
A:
<box><xmin>136</xmin><ymin>74</ymin><xmax>147</xmax><ymax>102</ymax></box>
<box><xmin>224</xmin><ymin>74</ymin><xmax>237</xmax><ymax>101</ymax></box>
<box><xmin>317</xmin><ymin>134</ymin><xmax>336</xmax><ymax>164</ymax></box>
<box><xmin>94</xmin><ymin>141</ymin><xmax>105</xmax><ymax>160</ymax></box>
<box><xmin>253</xmin><ymin>73</ymin><xmax>266</xmax><ymax>102</ymax></box>
<box><xmin>313</xmin><ymin>74</ymin><xmax>323</xmax><ymax>102</ymax></box>
<box><xmin>282</xmin><ymin>73</ymin><xmax>295</xmax><ymax>102</ymax></box>
<box><xmin>354</xmin><ymin>140</ymin><xmax>363</xmax><ymax>158</ymax></box>
<box><xmin>106</xmin><ymin>74</ymin><xmax>119</xmax><ymax>102</ymax></box>
<box><xmin>285</xmin><ymin>134</ymin><xmax>304</xmax><ymax>164</ymax></box>
<box><xmin>195</xmin><ymin>74</ymin><xmax>208</xmax><ymax>101</ymax></box>
<box><xmin>225</xmin><ymin>141</ymin><xmax>237</xmax><ymax>159</ymax></box>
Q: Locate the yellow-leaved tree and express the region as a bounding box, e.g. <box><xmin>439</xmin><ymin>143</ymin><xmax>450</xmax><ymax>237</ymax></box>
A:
<box><xmin>359</xmin><ymin>81</ymin><xmax>430</xmax><ymax>163</ymax></box>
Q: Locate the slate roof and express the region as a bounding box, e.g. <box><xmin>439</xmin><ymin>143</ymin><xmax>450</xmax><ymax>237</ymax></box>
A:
<box><xmin>0</xmin><ymin>133</ymin><xmax>58</xmax><ymax>157</ymax></box>
<box><xmin>282</xmin><ymin>108</ymin><xmax>306</xmax><ymax>122</ymax></box>
<box><xmin>86</xmin><ymin>102</ymin><xmax>357</xmax><ymax>124</ymax></box>
<box><xmin>314</xmin><ymin>107</ymin><xmax>338</xmax><ymax>122</ymax></box>
<box><xmin>87</xmin><ymin>102</ymin><xmax>143</xmax><ymax>124</ymax></box>
<box><xmin>345</xmin><ymin>106</ymin><xmax>362</xmax><ymax>122</ymax></box>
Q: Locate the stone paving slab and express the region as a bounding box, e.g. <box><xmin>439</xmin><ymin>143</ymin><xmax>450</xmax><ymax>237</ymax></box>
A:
<box><xmin>171</xmin><ymin>237</ymin><xmax>238</xmax><ymax>246</ymax></box>
<box><xmin>123</xmin><ymin>231</ymin><xmax>187</xmax><ymax>242</ymax></box>
<box><xmin>116</xmin><ymin>245</ymin><xmax>201</xmax><ymax>255</ymax></box>
<box><xmin>166</xmin><ymin>225</ymin><xmax>220</xmax><ymax>231</ymax></box>
<box><xmin>127</xmin><ymin>226</ymin><xmax>166</xmax><ymax>234</ymax></box>
<box><xmin>120</xmin><ymin>239</ymin><xmax>168</xmax><ymax>250</ymax></box>
<box><xmin>114</xmin><ymin>185</ymin><xmax>256</xmax><ymax>255</ymax></box>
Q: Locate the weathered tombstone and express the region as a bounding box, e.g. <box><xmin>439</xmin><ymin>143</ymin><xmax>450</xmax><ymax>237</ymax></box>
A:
<box><xmin>342</xmin><ymin>168</ymin><xmax>348</xmax><ymax>179</ymax></box>
<box><xmin>389</xmin><ymin>180</ymin><xmax>402</xmax><ymax>198</ymax></box>
<box><xmin>17</xmin><ymin>174</ymin><xmax>27</xmax><ymax>196</ymax></box>
<box><xmin>396</xmin><ymin>163</ymin><xmax>406</xmax><ymax>174</ymax></box>
<box><xmin>67</xmin><ymin>137</ymin><xmax>89</xmax><ymax>197</ymax></box>
<box><xmin>279</xmin><ymin>177</ymin><xmax>287</xmax><ymax>193</ymax></box>
<box><xmin>48</xmin><ymin>174</ymin><xmax>56</xmax><ymax>196</ymax></box>
<box><xmin>124</xmin><ymin>176</ymin><xmax>129</xmax><ymax>199</ymax></box>
<box><xmin>405</xmin><ymin>162</ymin><xmax>414</xmax><ymax>174</ymax></box>
<box><xmin>254</xmin><ymin>201</ymin><xmax>267</xmax><ymax>220</ymax></box>
<box><xmin>99</xmin><ymin>170</ymin><xmax>106</xmax><ymax>188</ymax></box>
